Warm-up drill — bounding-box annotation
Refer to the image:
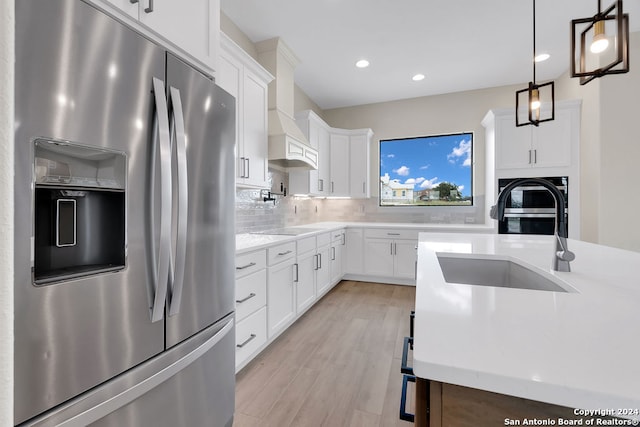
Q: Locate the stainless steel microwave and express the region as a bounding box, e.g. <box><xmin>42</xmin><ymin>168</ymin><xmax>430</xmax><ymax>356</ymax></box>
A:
<box><xmin>497</xmin><ymin>176</ymin><xmax>568</xmax><ymax>236</ymax></box>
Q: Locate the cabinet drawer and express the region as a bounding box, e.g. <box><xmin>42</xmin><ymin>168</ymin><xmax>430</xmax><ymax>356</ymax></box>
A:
<box><xmin>235</xmin><ymin>269</ymin><xmax>267</xmax><ymax>322</ymax></box>
<box><xmin>267</xmin><ymin>241</ymin><xmax>296</xmax><ymax>266</ymax></box>
<box><xmin>236</xmin><ymin>250</ymin><xmax>266</xmax><ymax>279</ymax></box>
<box><xmin>235</xmin><ymin>306</ymin><xmax>267</xmax><ymax>369</ymax></box>
<box><xmin>297</xmin><ymin>236</ymin><xmax>316</xmax><ymax>255</ymax></box>
<box><xmin>316</xmin><ymin>232</ymin><xmax>331</xmax><ymax>247</ymax></box>
<box><xmin>364</xmin><ymin>228</ymin><xmax>419</xmax><ymax>240</ymax></box>
<box><xmin>331</xmin><ymin>229</ymin><xmax>345</xmax><ymax>244</ymax></box>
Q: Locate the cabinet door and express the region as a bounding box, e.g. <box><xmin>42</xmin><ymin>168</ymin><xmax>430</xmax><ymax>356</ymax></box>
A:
<box><xmin>349</xmin><ymin>133</ymin><xmax>370</xmax><ymax>198</ymax></box>
<box><xmin>296</xmin><ymin>251</ymin><xmax>316</xmax><ymax>314</ymax></box>
<box><xmin>330</xmin><ymin>243</ymin><xmax>344</xmax><ymax>285</ymax></box>
<box><xmin>394</xmin><ymin>240</ymin><xmax>418</xmax><ymax>280</ymax></box>
<box><xmin>533</xmin><ymin>108</ymin><xmax>572</xmax><ymax>168</ymax></box>
<box><xmin>305</xmin><ymin>120</ymin><xmax>321</xmax><ymax>195</ymax></box>
<box><xmin>317</xmin><ymin>125</ymin><xmax>331</xmax><ymax>196</ymax></box>
<box><xmin>495</xmin><ymin>115</ymin><xmax>533</xmax><ymax>170</ymax></box>
<box><xmin>217</xmin><ymin>54</ymin><xmax>243</xmax><ymax>182</ymax></box>
<box><xmin>345</xmin><ymin>229</ymin><xmax>364</xmax><ymax>274</ymax></box>
<box><xmin>267</xmin><ymin>261</ymin><xmax>295</xmax><ymax>338</ymax></box>
<box><xmin>242</xmin><ymin>71</ymin><xmax>269</xmax><ymax>188</ymax></box>
<box><xmin>364</xmin><ymin>238</ymin><xmax>395</xmax><ymax>278</ymax></box>
<box><xmin>330</xmin><ymin>133</ymin><xmax>350</xmax><ymax>196</ymax></box>
<box><xmin>139</xmin><ymin>0</ymin><xmax>212</xmax><ymax>66</ymax></box>
<box><xmin>316</xmin><ymin>245</ymin><xmax>331</xmax><ymax>297</ymax></box>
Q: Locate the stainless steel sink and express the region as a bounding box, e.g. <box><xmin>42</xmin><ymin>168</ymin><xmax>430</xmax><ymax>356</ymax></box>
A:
<box><xmin>437</xmin><ymin>255</ymin><xmax>577</xmax><ymax>293</ymax></box>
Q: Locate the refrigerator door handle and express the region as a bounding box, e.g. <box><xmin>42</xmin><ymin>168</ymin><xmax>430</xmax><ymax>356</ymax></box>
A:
<box><xmin>149</xmin><ymin>77</ymin><xmax>171</xmax><ymax>323</ymax></box>
<box><xmin>167</xmin><ymin>86</ymin><xmax>189</xmax><ymax>317</ymax></box>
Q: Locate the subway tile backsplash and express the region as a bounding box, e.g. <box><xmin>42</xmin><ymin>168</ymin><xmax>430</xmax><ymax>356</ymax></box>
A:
<box><xmin>235</xmin><ymin>169</ymin><xmax>486</xmax><ymax>234</ymax></box>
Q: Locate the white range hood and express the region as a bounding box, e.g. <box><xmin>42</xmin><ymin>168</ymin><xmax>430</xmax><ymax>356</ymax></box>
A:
<box><xmin>257</xmin><ymin>38</ymin><xmax>318</xmax><ymax>170</ymax></box>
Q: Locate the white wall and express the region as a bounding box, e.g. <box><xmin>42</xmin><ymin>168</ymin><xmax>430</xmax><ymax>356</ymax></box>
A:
<box><xmin>555</xmin><ymin>31</ymin><xmax>640</xmax><ymax>252</ymax></box>
<box><xmin>597</xmin><ymin>31</ymin><xmax>640</xmax><ymax>252</ymax></box>
<box><xmin>0</xmin><ymin>1</ymin><xmax>14</xmax><ymax>425</ymax></box>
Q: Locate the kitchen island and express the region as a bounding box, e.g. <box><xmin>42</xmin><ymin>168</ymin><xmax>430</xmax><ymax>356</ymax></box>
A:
<box><xmin>413</xmin><ymin>233</ymin><xmax>640</xmax><ymax>426</ymax></box>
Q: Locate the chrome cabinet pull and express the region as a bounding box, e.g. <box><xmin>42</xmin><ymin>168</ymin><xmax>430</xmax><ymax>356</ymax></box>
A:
<box><xmin>277</xmin><ymin>250</ymin><xmax>292</xmax><ymax>256</ymax></box>
<box><xmin>294</xmin><ymin>263</ymin><xmax>299</xmax><ymax>282</ymax></box>
<box><xmin>387</xmin><ymin>232</ymin><xmax>400</xmax><ymax>236</ymax></box>
<box><xmin>236</xmin><ymin>334</ymin><xmax>256</xmax><ymax>348</ymax></box>
<box><xmin>236</xmin><ymin>262</ymin><xmax>257</xmax><ymax>270</ymax></box>
<box><xmin>144</xmin><ymin>0</ymin><xmax>153</xmax><ymax>13</ymax></box>
<box><xmin>129</xmin><ymin>0</ymin><xmax>139</xmax><ymax>3</ymax></box>
<box><xmin>331</xmin><ymin>246</ymin><xmax>336</xmax><ymax>261</ymax></box>
<box><xmin>314</xmin><ymin>254</ymin><xmax>319</xmax><ymax>271</ymax></box>
<box><xmin>245</xmin><ymin>158</ymin><xmax>250</xmax><ymax>179</ymax></box>
<box><xmin>236</xmin><ymin>293</ymin><xmax>256</xmax><ymax>304</ymax></box>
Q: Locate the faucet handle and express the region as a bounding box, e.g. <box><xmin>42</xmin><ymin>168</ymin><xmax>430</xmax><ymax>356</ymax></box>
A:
<box><xmin>556</xmin><ymin>250</ymin><xmax>576</xmax><ymax>262</ymax></box>
<box><xmin>489</xmin><ymin>204</ymin><xmax>498</xmax><ymax>219</ymax></box>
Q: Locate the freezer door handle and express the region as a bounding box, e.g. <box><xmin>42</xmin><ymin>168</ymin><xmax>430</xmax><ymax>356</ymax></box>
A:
<box><xmin>148</xmin><ymin>77</ymin><xmax>171</xmax><ymax>323</ymax></box>
<box><xmin>167</xmin><ymin>86</ymin><xmax>189</xmax><ymax>317</ymax></box>
<box><xmin>47</xmin><ymin>318</ymin><xmax>234</xmax><ymax>427</ymax></box>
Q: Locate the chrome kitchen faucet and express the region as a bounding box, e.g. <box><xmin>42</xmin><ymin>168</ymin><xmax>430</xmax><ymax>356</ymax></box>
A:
<box><xmin>491</xmin><ymin>178</ymin><xmax>575</xmax><ymax>272</ymax></box>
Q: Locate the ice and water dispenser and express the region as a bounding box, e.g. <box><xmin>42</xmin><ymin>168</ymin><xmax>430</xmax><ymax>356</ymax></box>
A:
<box><xmin>33</xmin><ymin>139</ymin><xmax>127</xmax><ymax>284</ymax></box>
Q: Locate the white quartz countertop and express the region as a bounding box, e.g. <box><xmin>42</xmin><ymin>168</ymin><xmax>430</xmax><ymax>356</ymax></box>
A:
<box><xmin>235</xmin><ymin>221</ymin><xmax>494</xmax><ymax>254</ymax></box>
<box><xmin>414</xmin><ymin>233</ymin><xmax>640</xmax><ymax>417</ymax></box>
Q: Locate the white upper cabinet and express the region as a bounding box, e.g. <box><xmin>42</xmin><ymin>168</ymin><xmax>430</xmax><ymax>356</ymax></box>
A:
<box><xmin>349</xmin><ymin>130</ymin><xmax>372</xmax><ymax>198</ymax></box>
<box><xmin>329</xmin><ymin>132</ymin><xmax>350</xmax><ymax>197</ymax></box>
<box><xmin>100</xmin><ymin>0</ymin><xmax>219</xmax><ymax>72</ymax></box>
<box><xmin>291</xmin><ymin>110</ymin><xmax>373</xmax><ymax>198</ymax></box>
<box><xmin>487</xmin><ymin>100</ymin><xmax>581</xmax><ymax>173</ymax></box>
<box><xmin>218</xmin><ymin>34</ymin><xmax>273</xmax><ymax>189</ymax></box>
<box><xmin>291</xmin><ymin>111</ymin><xmax>331</xmax><ymax>196</ymax></box>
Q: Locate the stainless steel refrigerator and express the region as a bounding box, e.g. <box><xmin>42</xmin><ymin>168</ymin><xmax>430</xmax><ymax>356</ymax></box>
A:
<box><xmin>14</xmin><ymin>0</ymin><xmax>236</xmax><ymax>425</ymax></box>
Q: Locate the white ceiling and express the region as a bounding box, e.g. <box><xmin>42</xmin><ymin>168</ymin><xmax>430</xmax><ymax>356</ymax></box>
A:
<box><xmin>221</xmin><ymin>0</ymin><xmax>640</xmax><ymax>110</ymax></box>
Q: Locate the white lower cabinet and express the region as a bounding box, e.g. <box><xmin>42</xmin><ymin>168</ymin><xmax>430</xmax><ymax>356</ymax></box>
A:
<box><xmin>267</xmin><ymin>242</ymin><xmax>297</xmax><ymax>338</ymax></box>
<box><xmin>315</xmin><ymin>233</ymin><xmax>332</xmax><ymax>297</ymax></box>
<box><xmin>235</xmin><ymin>307</ymin><xmax>267</xmax><ymax>370</ymax></box>
<box><xmin>235</xmin><ymin>249</ymin><xmax>267</xmax><ymax>371</ymax></box>
<box><xmin>345</xmin><ymin>228</ymin><xmax>364</xmax><ymax>275</ymax></box>
<box><xmin>363</xmin><ymin>229</ymin><xmax>418</xmax><ymax>283</ymax></box>
<box><xmin>296</xmin><ymin>236</ymin><xmax>317</xmax><ymax>314</ymax></box>
<box><xmin>329</xmin><ymin>230</ymin><xmax>345</xmax><ymax>286</ymax></box>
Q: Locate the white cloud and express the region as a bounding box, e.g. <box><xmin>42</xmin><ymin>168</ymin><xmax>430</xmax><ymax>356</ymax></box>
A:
<box><xmin>419</xmin><ymin>164</ymin><xmax>430</xmax><ymax>170</ymax></box>
<box><xmin>419</xmin><ymin>177</ymin><xmax>439</xmax><ymax>189</ymax></box>
<box><xmin>415</xmin><ymin>177</ymin><xmax>426</xmax><ymax>184</ymax></box>
<box><xmin>447</xmin><ymin>138</ymin><xmax>472</xmax><ymax>167</ymax></box>
<box><xmin>394</xmin><ymin>165</ymin><xmax>410</xmax><ymax>176</ymax></box>
<box><xmin>404</xmin><ymin>178</ymin><xmax>415</xmax><ymax>184</ymax></box>
<box><xmin>458</xmin><ymin>185</ymin><xmax>465</xmax><ymax>192</ymax></box>
<box><xmin>387</xmin><ymin>154</ymin><xmax>395</xmax><ymax>158</ymax></box>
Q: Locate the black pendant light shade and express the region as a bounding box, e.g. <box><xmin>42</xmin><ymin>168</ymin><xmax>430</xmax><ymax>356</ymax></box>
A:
<box><xmin>516</xmin><ymin>81</ymin><xmax>555</xmax><ymax>127</ymax></box>
<box><xmin>571</xmin><ymin>0</ymin><xmax>629</xmax><ymax>85</ymax></box>
<box><xmin>515</xmin><ymin>0</ymin><xmax>555</xmax><ymax>127</ymax></box>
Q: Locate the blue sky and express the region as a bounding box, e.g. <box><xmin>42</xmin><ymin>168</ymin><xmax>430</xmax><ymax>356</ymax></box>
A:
<box><xmin>379</xmin><ymin>133</ymin><xmax>473</xmax><ymax>197</ymax></box>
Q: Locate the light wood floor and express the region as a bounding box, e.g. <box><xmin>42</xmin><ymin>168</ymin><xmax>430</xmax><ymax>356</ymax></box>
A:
<box><xmin>233</xmin><ymin>280</ymin><xmax>416</xmax><ymax>427</ymax></box>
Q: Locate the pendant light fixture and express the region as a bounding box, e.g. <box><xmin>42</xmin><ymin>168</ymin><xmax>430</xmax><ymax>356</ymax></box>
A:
<box><xmin>571</xmin><ymin>0</ymin><xmax>629</xmax><ymax>85</ymax></box>
<box><xmin>516</xmin><ymin>0</ymin><xmax>554</xmax><ymax>127</ymax></box>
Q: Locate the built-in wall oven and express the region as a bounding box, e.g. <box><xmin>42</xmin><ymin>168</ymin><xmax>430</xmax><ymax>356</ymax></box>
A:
<box><xmin>497</xmin><ymin>176</ymin><xmax>568</xmax><ymax>236</ymax></box>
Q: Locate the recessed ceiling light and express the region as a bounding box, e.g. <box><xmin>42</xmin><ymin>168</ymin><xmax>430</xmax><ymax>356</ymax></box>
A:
<box><xmin>355</xmin><ymin>59</ymin><xmax>370</xmax><ymax>68</ymax></box>
<box><xmin>412</xmin><ymin>73</ymin><xmax>425</xmax><ymax>81</ymax></box>
<box><xmin>534</xmin><ymin>53</ymin><xmax>550</xmax><ymax>62</ymax></box>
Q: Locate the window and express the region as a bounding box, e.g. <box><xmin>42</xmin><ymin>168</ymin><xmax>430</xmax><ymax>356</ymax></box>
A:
<box><xmin>379</xmin><ymin>132</ymin><xmax>473</xmax><ymax>207</ymax></box>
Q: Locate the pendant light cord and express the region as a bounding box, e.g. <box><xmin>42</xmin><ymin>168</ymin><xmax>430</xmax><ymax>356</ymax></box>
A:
<box><xmin>532</xmin><ymin>0</ymin><xmax>536</xmax><ymax>84</ymax></box>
